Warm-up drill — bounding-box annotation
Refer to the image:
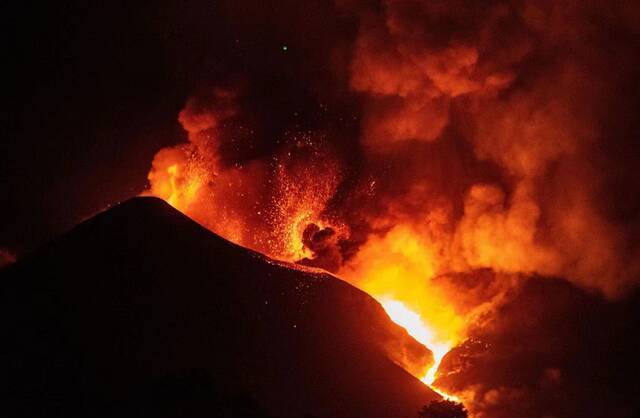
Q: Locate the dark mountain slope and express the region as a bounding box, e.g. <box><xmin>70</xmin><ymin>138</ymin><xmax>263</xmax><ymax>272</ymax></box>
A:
<box><xmin>0</xmin><ymin>197</ymin><xmax>438</xmax><ymax>418</ymax></box>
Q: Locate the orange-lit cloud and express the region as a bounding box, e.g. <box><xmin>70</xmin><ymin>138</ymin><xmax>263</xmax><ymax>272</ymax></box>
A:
<box><xmin>143</xmin><ymin>0</ymin><xmax>640</xmax><ymax>414</ymax></box>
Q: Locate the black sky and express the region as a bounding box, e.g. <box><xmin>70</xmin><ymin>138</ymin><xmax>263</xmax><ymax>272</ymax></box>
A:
<box><xmin>2</xmin><ymin>1</ymin><xmax>244</xmax><ymax>253</ymax></box>
<box><xmin>2</xmin><ymin>0</ymin><xmax>364</xmax><ymax>255</ymax></box>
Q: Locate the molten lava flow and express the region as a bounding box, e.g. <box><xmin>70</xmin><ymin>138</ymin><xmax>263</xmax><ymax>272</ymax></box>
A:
<box><xmin>379</xmin><ymin>299</ymin><xmax>461</xmax><ymax>401</ymax></box>
<box><xmin>147</xmin><ymin>158</ymin><xmax>468</xmax><ymax>401</ymax></box>
<box><xmin>335</xmin><ymin>225</ymin><xmax>466</xmax><ymax>391</ymax></box>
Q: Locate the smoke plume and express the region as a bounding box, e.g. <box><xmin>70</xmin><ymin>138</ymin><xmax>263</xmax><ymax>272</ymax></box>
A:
<box><xmin>144</xmin><ymin>0</ymin><xmax>640</xmax><ymax>415</ymax></box>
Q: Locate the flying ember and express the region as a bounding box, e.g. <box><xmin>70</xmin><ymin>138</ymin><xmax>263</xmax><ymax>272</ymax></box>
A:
<box><xmin>141</xmin><ymin>2</ymin><xmax>640</xmax><ymax>415</ymax></box>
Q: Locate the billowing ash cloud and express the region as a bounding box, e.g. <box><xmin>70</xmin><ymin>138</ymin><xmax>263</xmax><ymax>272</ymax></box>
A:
<box><xmin>342</xmin><ymin>0</ymin><xmax>640</xmax><ymax>297</ymax></box>
<box><xmin>149</xmin><ymin>0</ymin><xmax>640</xmax><ymax>297</ymax></box>
<box><xmin>144</xmin><ymin>0</ymin><xmax>640</xmax><ymax>415</ymax></box>
<box><xmin>435</xmin><ymin>272</ymin><xmax>640</xmax><ymax>418</ymax></box>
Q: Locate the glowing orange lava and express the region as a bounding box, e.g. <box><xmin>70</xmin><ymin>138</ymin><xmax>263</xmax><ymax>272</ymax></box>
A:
<box><xmin>145</xmin><ymin>148</ymin><xmax>466</xmax><ymax>403</ymax></box>
<box><xmin>335</xmin><ymin>224</ymin><xmax>465</xmax><ymax>400</ymax></box>
<box><xmin>379</xmin><ymin>299</ymin><xmax>461</xmax><ymax>401</ymax></box>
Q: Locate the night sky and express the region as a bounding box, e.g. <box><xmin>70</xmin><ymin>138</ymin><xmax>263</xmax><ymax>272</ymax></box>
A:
<box><xmin>5</xmin><ymin>1</ymin><xmax>181</xmax><ymax>253</ymax></box>
<box><xmin>3</xmin><ymin>0</ymin><xmax>315</xmax><ymax>254</ymax></box>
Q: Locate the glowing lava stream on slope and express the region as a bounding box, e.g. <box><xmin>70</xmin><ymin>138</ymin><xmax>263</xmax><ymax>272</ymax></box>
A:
<box><xmin>379</xmin><ymin>299</ymin><xmax>460</xmax><ymax>402</ymax></box>
<box><xmin>147</xmin><ymin>164</ymin><xmax>464</xmax><ymax>402</ymax></box>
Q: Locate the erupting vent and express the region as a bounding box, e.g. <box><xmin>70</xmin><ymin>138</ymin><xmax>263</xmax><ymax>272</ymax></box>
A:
<box><xmin>139</xmin><ymin>2</ymin><xmax>640</xmax><ymax>415</ymax></box>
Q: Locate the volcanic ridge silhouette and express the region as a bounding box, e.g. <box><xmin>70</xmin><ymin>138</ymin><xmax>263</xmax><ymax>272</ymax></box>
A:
<box><xmin>0</xmin><ymin>197</ymin><xmax>439</xmax><ymax>418</ymax></box>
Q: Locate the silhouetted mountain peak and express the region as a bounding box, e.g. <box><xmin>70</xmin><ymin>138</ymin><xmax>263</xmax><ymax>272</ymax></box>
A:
<box><xmin>0</xmin><ymin>197</ymin><xmax>438</xmax><ymax>418</ymax></box>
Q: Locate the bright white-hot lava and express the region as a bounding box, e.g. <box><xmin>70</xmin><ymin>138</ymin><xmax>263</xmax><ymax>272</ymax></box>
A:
<box><xmin>380</xmin><ymin>299</ymin><xmax>460</xmax><ymax>401</ymax></box>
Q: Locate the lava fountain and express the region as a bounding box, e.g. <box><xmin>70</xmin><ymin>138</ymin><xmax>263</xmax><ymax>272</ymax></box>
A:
<box><xmin>144</xmin><ymin>142</ymin><xmax>468</xmax><ymax>402</ymax></box>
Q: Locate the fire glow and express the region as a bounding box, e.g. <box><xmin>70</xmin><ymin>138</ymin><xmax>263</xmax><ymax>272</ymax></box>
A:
<box><xmin>146</xmin><ymin>157</ymin><xmax>466</xmax><ymax>401</ymax></box>
<box><xmin>379</xmin><ymin>299</ymin><xmax>459</xmax><ymax>399</ymax></box>
<box><xmin>140</xmin><ymin>3</ymin><xmax>640</xmax><ymax>413</ymax></box>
